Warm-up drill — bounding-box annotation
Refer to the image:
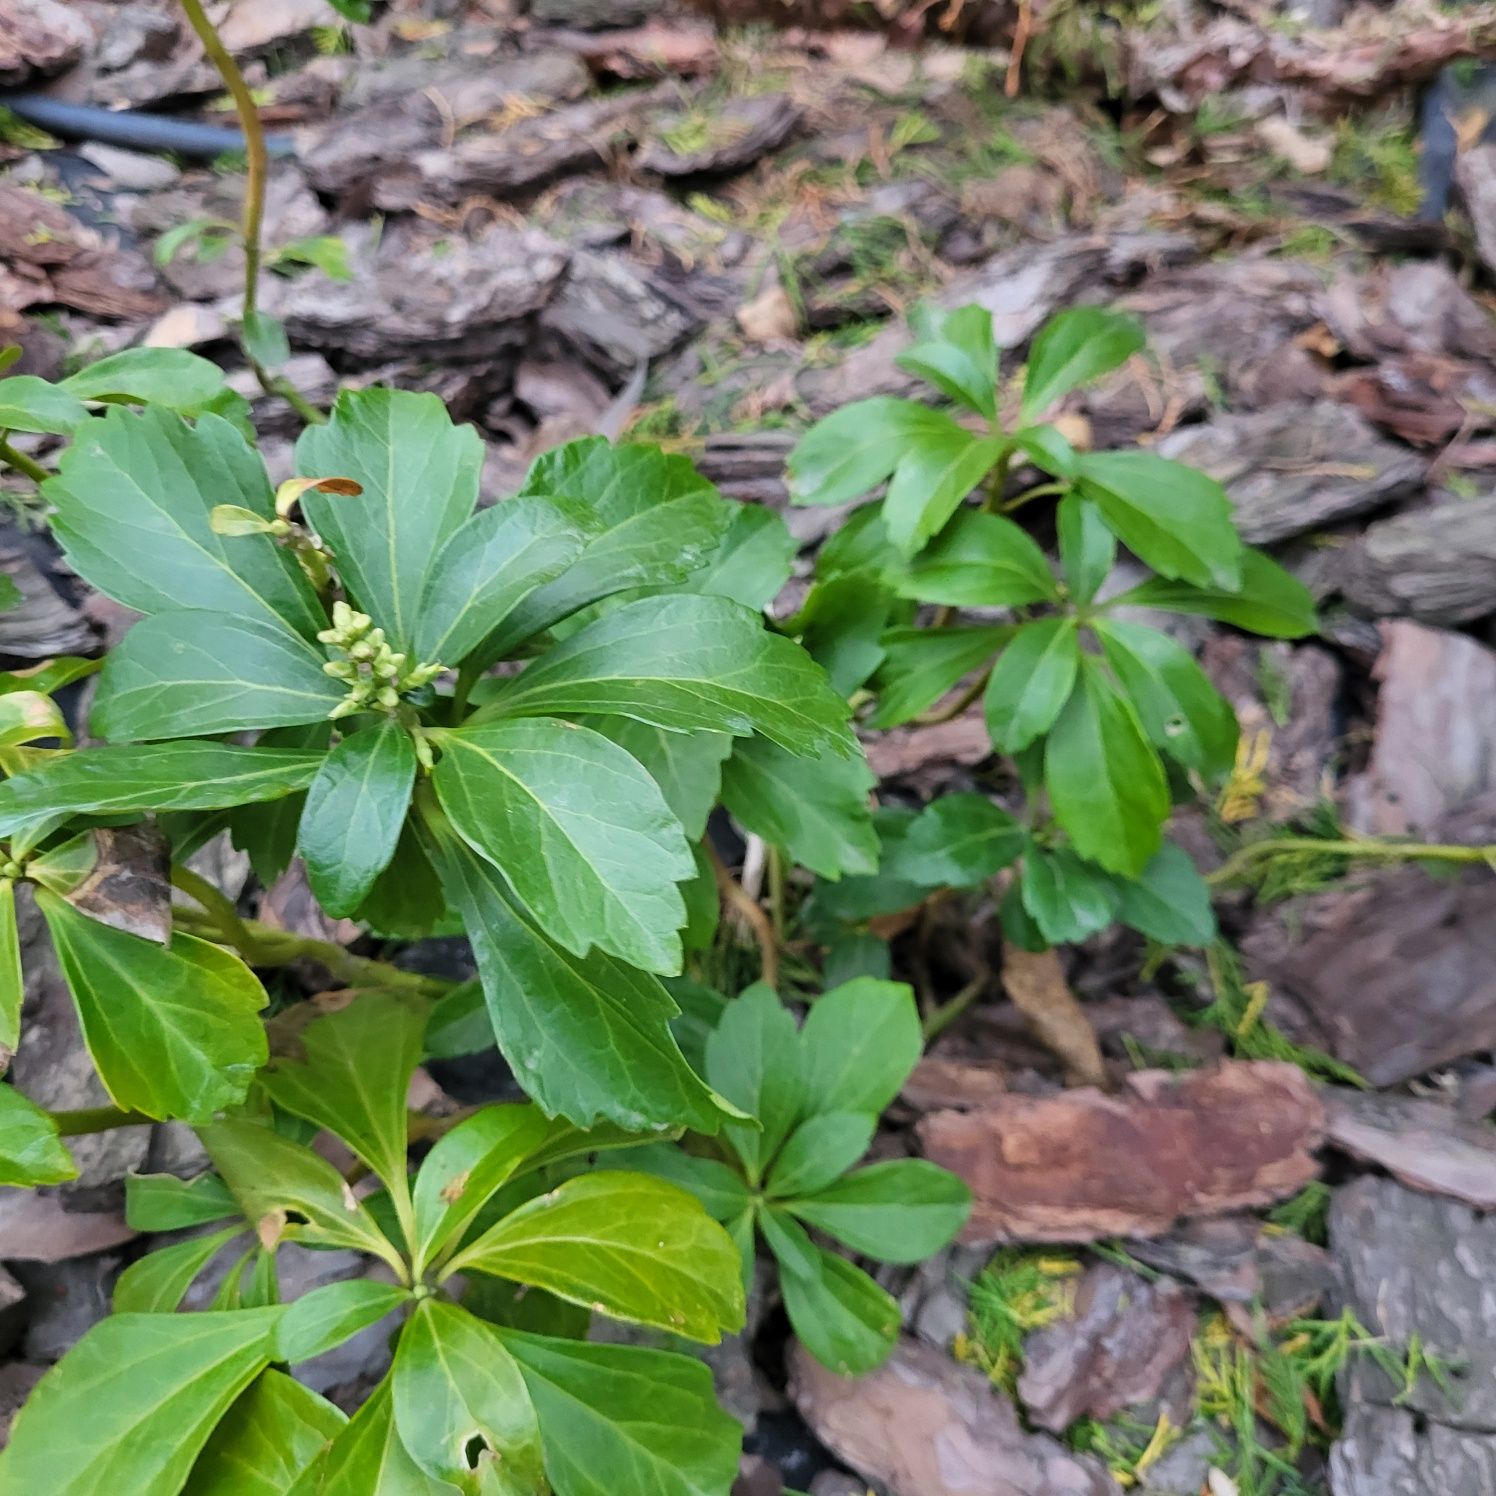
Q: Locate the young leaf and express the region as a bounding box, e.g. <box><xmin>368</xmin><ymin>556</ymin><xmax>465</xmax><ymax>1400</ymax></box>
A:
<box><xmin>0</xmin><ymin>1309</ymin><xmax>281</xmax><ymax>1496</ymax></box>
<box><xmin>39</xmin><ymin>894</ymin><xmax>267</xmax><ymax>1122</ymax></box>
<box><xmin>0</xmin><ymin>1083</ymin><xmax>76</xmax><ymax>1187</ymax></box>
<box><xmin>760</xmin><ymin>1205</ymin><xmax>823</xmax><ymax>1283</ymax></box>
<box><xmin>433</xmin><ymin>719</ymin><xmax>694</xmax><ymax>974</ymax></box>
<box><xmin>1112</xmin><ymin>843</ymin><xmax>1216</xmax><ymax>947</ymax></box>
<box><xmin>413</xmin><ymin>498</ymin><xmax>587</xmax><ymax>666</ymax></box>
<box><xmin>476</xmin><ymin>594</ymin><xmax>856</xmax><ymax>759</ymax></box>
<box><xmin>786</xmin><ymin>397</ymin><xmax>956</xmax><ymax>508</ymax></box>
<box><xmin>897</xmin><ymin>510</ymin><xmax>1057</xmax><ymax>608</ymax></box>
<box><xmin>1057</xmin><ymin>493</ymin><xmax>1115</xmax><ymax>604</ymax></box>
<box><xmin>799</xmin><ymin>979</ymin><xmax>922</xmax><ymax>1118</ymax></box>
<box><xmin>259</xmin><ymin>991</ymin><xmax>428</xmax><ymax>1194</ymax></box>
<box><xmin>126</xmin><ymin>1171</ymin><xmax>240</xmax><ymax>1231</ymax></box>
<box><xmin>1043</xmin><ymin>658</ymin><xmax>1169</xmax><ymax>878</ymax></box>
<box><xmin>45</xmin><ymin>406</ymin><xmax>325</xmax><ymax>639</ymax></box>
<box><xmin>447</xmin><ymin>1173</ymin><xmax>745</xmax><ymax>1343</ymax></box>
<box><xmin>0</xmin><ymin>374</ymin><xmax>88</xmax><ymax>434</ymax></box>
<box><xmin>275</xmin><ymin>1280</ymin><xmax>410</xmax><ymax>1366</ymax></box>
<box><xmin>297</xmin><ymin>1373</ymin><xmax>459</xmax><ymax>1496</ymax></box>
<box><xmin>792</xmin><ymin>572</ymin><xmax>898</xmax><ymax>697</ymax></box>
<box><xmin>428</xmin><ymin>825</ymin><xmax>731</xmax><ymax>1133</ymax></box>
<box><xmin>1019</xmin><ymin>847</ymin><xmax>1119</xmax><ymax>944</ymax></box>
<box><xmin>705</xmin><ymin>983</ymin><xmax>804</xmax><ymax>1185</ymax></box>
<box><xmin>91</xmin><ymin>612</ymin><xmax>343</xmax><ymax>742</ymax></box>
<box><xmin>392</xmin><ymin>1299</ymin><xmax>545</xmax><ymax>1493</ymax></box>
<box><xmin>0</xmin><ymin>882</ymin><xmax>20</xmax><ymax>1056</ymax></box>
<box><xmin>113</xmin><ymin>1226</ymin><xmax>241</xmax><ymax>1314</ymax></box>
<box><xmin>1021</xmin><ymin>307</ymin><xmax>1144</xmax><ymax>424</ymax></box>
<box><xmin>199</xmin><ymin>1117</ymin><xmax>400</xmax><ymax>1267</ymax></box>
<box><xmin>896</xmin><ymin>303</ymin><xmax>999</xmax><ymax>419</ymax></box>
<box><xmin>578</xmin><ymin>721</ymin><xmax>731</xmax><ymax>841</ymax></box>
<box><xmin>1076</xmin><ymin>450</ymin><xmax>1242</xmax><ymax>590</ymax></box>
<box><xmin>500</xmin><ymin>1329</ymin><xmax>743</xmax><ymax>1496</ymax></box>
<box><xmin>883</xmin><ymin>422</ymin><xmax>1007</xmax><ymax>555</ymax></box>
<box><xmin>484</xmin><ymin>439</ymin><xmax>734</xmax><ymax>660</ymax></box>
<box><xmin>298</xmin><ymin>719</ymin><xmax>418</xmax><ymax>917</ymax></box>
<box><xmin>780</xmin><ymin>1246</ymin><xmax>900</xmax><ymax>1377</ymax></box>
<box><xmin>785</xmin><ymin>1159</ymin><xmax>970</xmax><ymax>1264</ymax></box>
<box><xmin>766</xmin><ymin>1112</ymin><xmax>875</xmax><ymax>1200</ymax></box>
<box><xmin>185</xmin><ymin>1369</ymin><xmax>346</xmax><ymax>1496</ymax></box>
<box><xmin>867</xmin><ymin>625</ymin><xmax>1009</xmax><ymax>729</ymax></box>
<box><xmin>240</xmin><ymin>310</ymin><xmax>291</xmax><ymax>371</ymax></box>
<box><xmin>1110</xmin><ymin>547</ymin><xmax>1318</xmax><ymax>639</ymax></box>
<box><xmin>890</xmin><ymin>794</ymin><xmax>1026</xmax><ymax>886</ymax></box>
<box><xmin>0</xmin><ymin>742</ymin><xmax>326</xmax><ymax>839</ymax></box>
<box><xmin>296</xmin><ymin>389</ymin><xmax>483</xmax><ymax>651</ymax></box>
<box><xmin>983</xmin><ymin>618</ymin><xmax>1081</xmax><ymax>753</ymax></box>
<box><xmin>1094</xmin><ymin>617</ymin><xmax>1239</xmax><ymax>778</ymax></box>
<box><xmin>62</xmin><ymin>348</ymin><xmax>227</xmax><ymax>412</ymax></box>
<box><xmin>720</xmin><ymin>737</ymin><xmax>878</xmax><ymax>881</ymax></box>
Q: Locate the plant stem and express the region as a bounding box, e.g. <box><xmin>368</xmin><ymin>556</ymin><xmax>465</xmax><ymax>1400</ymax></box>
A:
<box><xmin>922</xmin><ymin>974</ymin><xmax>986</xmax><ymax>1043</ymax></box>
<box><xmin>914</xmin><ymin>665</ymin><xmax>993</xmax><ymax>726</ymax></box>
<box><xmin>1207</xmin><ymin>836</ymin><xmax>1496</xmax><ymax>889</ymax></box>
<box><xmin>0</xmin><ymin>437</ymin><xmax>49</xmax><ymax>486</ymax></box>
<box><xmin>171</xmin><ymin>863</ymin><xmax>257</xmax><ymax>954</ymax></box>
<box><xmin>767</xmin><ymin>845</ymin><xmax>787</xmax><ymax>941</ymax></box>
<box><xmin>52</xmin><ymin>1106</ymin><xmax>153</xmax><ymax>1135</ymax></box>
<box><xmin>706</xmin><ymin>841</ymin><xmax>779</xmax><ymax>989</ymax></box>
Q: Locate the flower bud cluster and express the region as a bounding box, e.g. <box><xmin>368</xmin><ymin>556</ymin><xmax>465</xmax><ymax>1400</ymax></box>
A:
<box><xmin>318</xmin><ymin>601</ymin><xmax>443</xmax><ymax>720</ymax></box>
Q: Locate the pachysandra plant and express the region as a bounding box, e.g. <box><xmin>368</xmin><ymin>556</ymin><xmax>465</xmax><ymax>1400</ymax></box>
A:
<box><xmin>783</xmin><ymin>302</ymin><xmax>1319</xmax><ymax>954</ymax></box>
<box><xmin>0</xmin><ymin>994</ymin><xmax>747</xmax><ymax>1495</ymax></box>
<box><xmin>625</xmin><ymin>980</ymin><xmax>970</xmax><ymax>1376</ymax></box>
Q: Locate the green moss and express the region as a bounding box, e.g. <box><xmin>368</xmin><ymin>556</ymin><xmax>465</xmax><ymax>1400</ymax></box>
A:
<box><xmin>1329</xmin><ymin>114</ymin><xmax>1422</xmax><ymax>216</ymax></box>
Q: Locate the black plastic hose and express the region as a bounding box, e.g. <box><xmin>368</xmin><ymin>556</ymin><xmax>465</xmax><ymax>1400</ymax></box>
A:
<box><xmin>1</xmin><ymin>92</ymin><xmax>294</xmax><ymax>158</ymax></box>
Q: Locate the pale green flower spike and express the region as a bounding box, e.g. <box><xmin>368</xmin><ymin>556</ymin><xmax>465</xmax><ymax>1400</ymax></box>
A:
<box><xmin>318</xmin><ymin>601</ymin><xmax>443</xmax><ymax>720</ymax></box>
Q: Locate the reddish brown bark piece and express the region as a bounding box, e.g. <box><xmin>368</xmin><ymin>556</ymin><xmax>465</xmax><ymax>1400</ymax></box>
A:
<box><xmin>917</xmin><ymin>1062</ymin><xmax>1325</xmax><ymax>1245</ymax></box>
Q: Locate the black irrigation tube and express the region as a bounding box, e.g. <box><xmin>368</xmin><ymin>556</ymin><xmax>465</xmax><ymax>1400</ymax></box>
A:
<box><xmin>1</xmin><ymin>92</ymin><xmax>295</xmax><ymax>159</ymax></box>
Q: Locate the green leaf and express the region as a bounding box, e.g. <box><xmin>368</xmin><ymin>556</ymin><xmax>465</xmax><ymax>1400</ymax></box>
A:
<box><xmin>45</xmin><ymin>406</ymin><xmax>325</xmax><ymax>639</ymax></box>
<box><xmin>298</xmin><ymin>719</ymin><xmax>418</xmax><ymax>917</ymax></box>
<box><xmin>0</xmin><ymin>690</ymin><xmax>69</xmax><ymax>748</ymax></box>
<box><xmin>617</xmin><ymin>1144</ymin><xmax>752</xmax><ymax>1221</ymax></box>
<box><xmin>1021</xmin><ymin>307</ymin><xmax>1145</xmax><ymax>424</ymax></box>
<box><xmin>199</xmin><ymin>1117</ymin><xmax>401</xmax><ymax>1267</ymax></box>
<box><xmin>896</xmin><ymin>304</ymin><xmax>998</xmax><ymax>419</ymax></box>
<box><xmin>1076</xmin><ymin>450</ymin><xmax>1242</xmax><ymax>590</ymax></box>
<box><xmin>760</xmin><ymin>1205</ymin><xmax>822</xmax><ymax>1283</ymax></box>
<box><xmin>786</xmin><ymin>398</ymin><xmax>954</xmax><ymax>508</ymax></box>
<box><xmin>434</xmin><ymin>718</ymin><xmax>694</xmax><ymax>974</ymax></box>
<box><xmin>1111</xmin><ymin>547</ymin><xmax>1318</xmax><ymax>639</ymax></box>
<box><xmin>428</xmin><ymin>824</ymin><xmax>730</xmax><ymax>1133</ymax></box>
<box><xmin>1057</xmin><ymin>493</ymin><xmax>1115</xmax><ymax>604</ymax></box>
<box><xmin>186</xmin><ymin>1369</ymin><xmax>346</xmax><ymax>1496</ymax></box>
<box><xmin>0</xmin><ymin>742</ymin><xmax>325</xmax><ymax>839</ymax></box>
<box><xmin>296</xmin><ymin>389</ymin><xmax>483</xmax><ymax>651</ymax></box>
<box><xmin>705</xmin><ymin>983</ymin><xmax>803</xmax><ymax>1185</ymax></box>
<box><xmin>500</xmin><ymin>1329</ymin><xmax>743</xmax><ymax>1496</ymax></box>
<box><xmin>414</xmin><ymin>498</ymin><xmax>588</xmax><ymax>666</ymax></box>
<box><xmin>0</xmin><ymin>1309</ymin><xmax>281</xmax><ymax>1496</ymax></box>
<box><xmin>478</xmin><ymin>595</ymin><xmax>855</xmax><ymax>760</ymax></box>
<box><xmin>720</xmin><ymin>737</ymin><xmax>877</xmax><ymax>881</ymax></box>
<box><xmin>353</xmin><ymin>819</ymin><xmax>449</xmax><ymax>940</ymax></box>
<box><xmin>486</xmin><ymin>439</ymin><xmax>734</xmax><ymax>660</ymax></box>
<box><xmin>275</xmin><ymin>1280</ymin><xmax>410</xmax><ymax>1365</ymax></box>
<box><xmin>38</xmin><ymin>893</ymin><xmax>267</xmax><ymax>1122</ymax></box>
<box><xmin>1012</xmin><ymin>423</ymin><xmax>1079</xmax><ymax>479</ymax></box>
<box><xmin>867</xmin><ymin>625</ymin><xmax>1008</xmax><ymax>730</ymax></box>
<box><xmin>579</xmin><ymin>721</ymin><xmax>731</xmax><ymax>841</ymax></box>
<box><xmin>410</xmin><ymin>1105</ymin><xmax>554</xmax><ymax>1269</ymax></box>
<box><xmin>781</xmin><ymin>1247</ymin><xmax>899</xmax><ymax>1376</ymax></box>
<box><xmin>983</xmin><ymin>618</ymin><xmax>1081</xmax><ymax>753</ymax></box>
<box><xmin>241</xmin><ymin>310</ymin><xmax>291</xmax><ymax>371</ymax></box>
<box><xmin>685</xmin><ymin>503</ymin><xmax>796</xmax><ymax>611</ymax></box>
<box><xmin>1019</xmin><ymin>846</ymin><xmax>1119</xmax><ymax>944</ymax></box>
<box><xmin>392</xmin><ymin>1300</ymin><xmax>545</xmax><ymax>1494</ymax></box>
<box><xmin>799</xmin><ymin>979</ymin><xmax>921</xmax><ymax>1118</ymax></box>
<box><xmin>897</xmin><ymin>510</ymin><xmax>1057</xmax><ymax>608</ymax></box>
<box><xmin>786</xmin><ymin>1160</ymin><xmax>970</xmax><ymax>1263</ymax></box>
<box><xmin>804</xmin><ymin>809</ymin><xmax>928</xmax><ymax>926</ymax></box>
<box><xmin>0</xmin><ymin>1083</ymin><xmax>75</xmax><ymax>1186</ymax></box>
<box><xmin>259</xmin><ymin>991</ymin><xmax>428</xmax><ymax>1194</ymax></box>
<box><xmin>890</xmin><ymin>794</ymin><xmax>1026</xmax><ymax>886</ymax></box>
<box><xmin>114</xmin><ymin>1226</ymin><xmax>241</xmax><ymax>1314</ymax></box>
<box><xmin>62</xmin><ymin>348</ymin><xmax>226</xmax><ymax>413</ymax></box>
<box><xmin>791</xmin><ymin>572</ymin><xmax>897</xmax><ymax>697</ymax></box>
<box><xmin>1094</xmin><ymin>617</ymin><xmax>1239</xmax><ymax>778</ymax></box>
<box><xmin>1112</xmin><ymin>843</ymin><xmax>1216</xmax><ymax>946</ymax></box>
<box><xmin>92</xmin><ymin>612</ymin><xmax>343</xmax><ymax>742</ymax></box>
<box><xmin>766</xmin><ymin>1112</ymin><xmax>874</xmax><ymax>1200</ymax></box>
<box><xmin>1043</xmin><ymin>658</ymin><xmax>1168</xmax><ymax>877</ymax></box>
<box><xmin>126</xmin><ymin>1170</ymin><xmax>239</xmax><ymax>1231</ymax></box>
<box><xmin>0</xmin><ymin>374</ymin><xmax>88</xmax><ymax>434</ymax></box>
<box><xmin>883</xmin><ymin>422</ymin><xmax>1007</xmax><ymax>555</ymax></box>
<box><xmin>297</xmin><ymin>1374</ymin><xmax>460</xmax><ymax>1496</ymax></box>
<box><xmin>462</xmin><ymin>1277</ymin><xmax>589</xmax><ymax>1341</ymax></box>
<box><xmin>450</xmin><ymin>1172</ymin><xmax>745</xmax><ymax>1343</ymax></box>
<box><xmin>0</xmin><ymin>882</ymin><xmax>20</xmax><ymax>1056</ymax></box>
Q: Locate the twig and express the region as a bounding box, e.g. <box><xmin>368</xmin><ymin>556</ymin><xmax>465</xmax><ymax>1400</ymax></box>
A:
<box><xmin>1207</xmin><ymin>836</ymin><xmax>1496</xmax><ymax>889</ymax></box>
<box><xmin>1006</xmin><ymin>0</ymin><xmax>1033</xmax><ymax>97</ymax></box>
<box><xmin>0</xmin><ymin>438</ymin><xmax>49</xmax><ymax>486</ymax></box>
<box><xmin>706</xmin><ymin>842</ymin><xmax>779</xmax><ymax>989</ymax></box>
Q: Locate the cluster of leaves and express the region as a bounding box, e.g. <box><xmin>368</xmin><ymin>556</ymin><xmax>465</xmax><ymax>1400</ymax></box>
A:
<box><xmin>0</xmin><ymin>993</ymin><xmax>747</xmax><ymax>1496</ymax></box>
<box><xmin>624</xmin><ymin>981</ymin><xmax>970</xmax><ymax>1374</ymax></box>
